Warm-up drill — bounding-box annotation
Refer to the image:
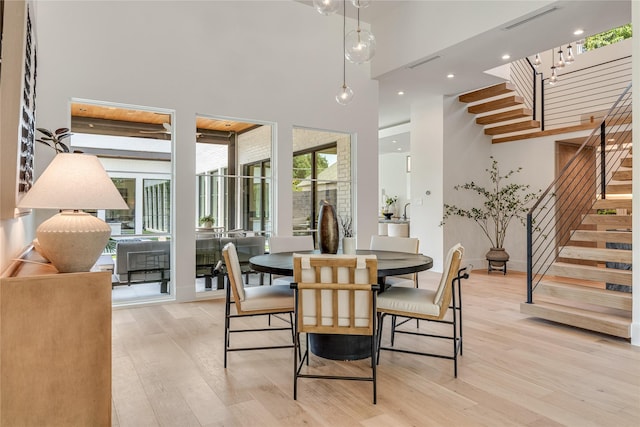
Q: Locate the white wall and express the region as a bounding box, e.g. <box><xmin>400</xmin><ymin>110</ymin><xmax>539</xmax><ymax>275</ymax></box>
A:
<box><xmin>410</xmin><ymin>96</ymin><xmax>445</xmax><ymax>271</ymax></box>
<box><xmin>378</xmin><ymin>152</ymin><xmax>409</xmax><ymax>214</ymax></box>
<box><xmin>28</xmin><ymin>1</ymin><xmax>379</xmax><ymax>302</ymax></box>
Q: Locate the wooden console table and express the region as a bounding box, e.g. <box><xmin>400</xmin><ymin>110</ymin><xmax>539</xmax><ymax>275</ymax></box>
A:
<box><xmin>0</xmin><ymin>249</ymin><xmax>112</xmax><ymax>426</ymax></box>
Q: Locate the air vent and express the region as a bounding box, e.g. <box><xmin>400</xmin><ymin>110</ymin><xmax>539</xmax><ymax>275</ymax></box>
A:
<box><xmin>503</xmin><ymin>7</ymin><xmax>558</xmax><ymax>30</ymax></box>
<box><xmin>407</xmin><ymin>55</ymin><xmax>441</xmax><ymax>70</ymax></box>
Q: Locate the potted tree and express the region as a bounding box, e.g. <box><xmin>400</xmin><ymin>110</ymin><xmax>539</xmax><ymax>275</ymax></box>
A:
<box><xmin>442</xmin><ymin>157</ymin><xmax>540</xmax><ymax>272</ymax></box>
<box><xmin>199</xmin><ymin>215</ymin><xmax>215</xmax><ymax>229</ymax></box>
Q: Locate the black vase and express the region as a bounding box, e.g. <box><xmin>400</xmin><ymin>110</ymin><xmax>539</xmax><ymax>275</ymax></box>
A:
<box><xmin>318</xmin><ymin>202</ymin><xmax>339</xmax><ymax>254</ymax></box>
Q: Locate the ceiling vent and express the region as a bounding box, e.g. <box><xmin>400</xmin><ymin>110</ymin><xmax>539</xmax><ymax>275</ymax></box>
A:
<box><xmin>407</xmin><ymin>55</ymin><xmax>441</xmax><ymax>70</ymax></box>
<box><xmin>503</xmin><ymin>6</ymin><xmax>559</xmax><ymax>30</ymax></box>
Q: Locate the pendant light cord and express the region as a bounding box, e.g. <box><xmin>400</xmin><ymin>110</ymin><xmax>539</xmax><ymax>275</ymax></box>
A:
<box><xmin>342</xmin><ymin>0</ymin><xmax>346</xmax><ymax>87</ymax></box>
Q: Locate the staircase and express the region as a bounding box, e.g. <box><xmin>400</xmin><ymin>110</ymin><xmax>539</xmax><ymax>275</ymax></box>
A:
<box><xmin>520</xmin><ymin>175</ymin><xmax>633</xmax><ymax>338</ymax></box>
<box><xmin>459</xmin><ymin>82</ymin><xmax>541</xmax><ymax>142</ymax></box>
<box><xmin>459</xmin><ymin>82</ymin><xmax>634</xmax><ymax>338</ymax></box>
<box><xmin>459</xmin><ymin>82</ymin><xmax>606</xmax><ymax>143</ymax></box>
<box><xmin>520</xmin><ymin>84</ymin><xmax>633</xmax><ymax>339</ymax></box>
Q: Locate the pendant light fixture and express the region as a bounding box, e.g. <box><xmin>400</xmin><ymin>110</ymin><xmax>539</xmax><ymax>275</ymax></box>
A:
<box><xmin>565</xmin><ymin>44</ymin><xmax>575</xmax><ymax>64</ymax></box>
<box><xmin>336</xmin><ymin>0</ymin><xmax>353</xmax><ymax>105</ymax></box>
<box><xmin>313</xmin><ymin>0</ymin><xmax>340</xmax><ymax>15</ymax></box>
<box><xmin>556</xmin><ymin>48</ymin><xmax>565</xmax><ymax>68</ymax></box>
<box><xmin>345</xmin><ymin>0</ymin><xmax>376</xmax><ymax>63</ymax></box>
<box><xmin>549</xmin><ymin>65</ymin><xmax>558</xmax><ymax>85</ymax></box>
<box><xmin>533</xmin><ymin>53</ymin><xmax>542</xmax><ymax>67</ymax></box>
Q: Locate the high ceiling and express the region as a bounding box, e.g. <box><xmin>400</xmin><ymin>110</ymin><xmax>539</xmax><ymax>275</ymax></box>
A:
<box><xmin>69</xmin><ymin>1</ymin><xmax>632</xmax><ymax>156</ymax></box>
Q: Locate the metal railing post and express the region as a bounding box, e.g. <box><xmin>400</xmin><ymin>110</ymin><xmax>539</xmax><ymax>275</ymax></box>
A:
<box><xmin>526</xmin><ymin>213</ymin><xmax>533</xmax><ymax>304</ymax></box>
<box><xmin>600</xmin><ymin>121</ymin><xmax>606</xmax><ymax>199</ymax></box>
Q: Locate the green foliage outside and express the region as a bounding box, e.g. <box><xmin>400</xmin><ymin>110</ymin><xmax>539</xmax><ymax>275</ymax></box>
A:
<box><xmin>583</xmin><ymin>24</ymin><xmax>632</xmax><ymax>51</ymax></box>
<box><xmin>292</xmin><ymin>154</ymin><xmax>329</xmax><ymax>191</ymax></box>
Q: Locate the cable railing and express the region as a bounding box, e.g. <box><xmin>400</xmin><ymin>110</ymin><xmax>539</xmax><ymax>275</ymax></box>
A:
<box><xmin>525</xmin><ymin>83</ymin><xmax>632</xmax><ymax>303</ymax></box>
<box><xmin>509</xmin><ymin>55</ymin><xmax>632</xmax><ymax>134</ymax></box>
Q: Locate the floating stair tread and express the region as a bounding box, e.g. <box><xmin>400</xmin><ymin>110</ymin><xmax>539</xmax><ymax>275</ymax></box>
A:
<box><xmin>582</xmin><ymin>214</ymin><xmax>632</xmax><ymax>227</ymax></box>
<box><xmin>520</xmin><ymin>301</ymin><xmax>631</xmax><ymax>338</ymax></box>
<box><xmin>606</xmin><ymin>183</ymin><xmax>632</xmax><ymax>194</ymax></box>
<box><xmin>475</xmin><ymin>108</ymin><xmax>532</xmax><ymax>125</ymax></box>
<box><xmin>548</xmin><ymin>262</ymin><xmax>632</xmax><ymax>286</ymax></box>
<box><xmin>621</xmin><ymin>157</ymin><xmax>632</xmax><ymax>168</ymax></box>
<box><xmin>536</xmin><ymin>280</ymin><xmax>632</xmax><ymax>310</ymax></box>
<box><xmin>570</xmin><ymin>230</ymin><xmax>632</xmax><ymax>244</ymax></box>
<box><xmin>484</xmin><ymin>120</ymin><xmax>540</xmax><ymax>135</ymax></box>
<box><xmin>468</xmin><ymin>95</ymin><xmax>524</xmax><ymax>114</ymax></box>
<box><xmin>492</xmin><ymin>122</ymin><xmax>599</xmax><ymax>144</ymax></box>
<box><xmin>559</xmin><ymin>246</ymin><xmax>632</xmax><ymax>264</ymax></box>
<box><xmin>459</xmin><ymin>82</ymin><xmax>516</xmax><ymax>103</ymax></box>
<box><xmin>593</xmin><ymin>198</ymin><xmax>632</xmax><ymax>210</ymax></box>
<box><xmin>612</xmin><ymin>170</ymin><xmax>632</xmax><ymax>181</ymax></box>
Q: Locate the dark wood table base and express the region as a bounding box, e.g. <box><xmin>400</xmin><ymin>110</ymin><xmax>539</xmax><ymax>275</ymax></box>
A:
<box><xmin>309</xmin><ymin>334</ymin><xmax>372</xmax><ymax>360</ymax></box>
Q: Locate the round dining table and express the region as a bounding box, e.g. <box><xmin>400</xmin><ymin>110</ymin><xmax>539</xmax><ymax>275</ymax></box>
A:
<box><xmin>249</xmin><ymin>250</ymin><xmax>433</xmax><ymax>360</ymax></box>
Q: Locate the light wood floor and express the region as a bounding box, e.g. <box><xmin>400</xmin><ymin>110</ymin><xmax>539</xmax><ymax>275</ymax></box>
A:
<box><xmin>111</xmin><ymin>270</ymin><xmax>640</xmax><ymax>427</ymax></box>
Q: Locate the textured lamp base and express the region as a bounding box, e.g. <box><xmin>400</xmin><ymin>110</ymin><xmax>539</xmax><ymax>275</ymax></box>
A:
<box><xmin>36</xmin><ymin>211</ymin><xmax>111</xmax><ymax>273</ymax></box>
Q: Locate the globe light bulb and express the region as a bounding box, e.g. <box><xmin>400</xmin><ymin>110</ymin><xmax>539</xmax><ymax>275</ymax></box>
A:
<box><xmin>336</xmin><ymin>85</ymin><xmax>354</xmax><ymax>105</ymax></box>
<box><xmin>313</xmin><ymin>0</ymin><xmax>339</xmax><ymax>15</ymax></box>
<box><xmin>345</xmin><ymin>29</ymin><xmax>376</xmax><ymax>63</ymax></box>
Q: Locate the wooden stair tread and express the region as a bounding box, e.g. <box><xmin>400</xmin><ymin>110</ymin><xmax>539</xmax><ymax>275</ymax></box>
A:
<box><xmin>458</xmin><ymin>82</ymin><xmax>515</xmax><ymax>103</ymax></box>
<box><xmin>484</xmin><ymin>120</ymin><xmax>540</xmax><ymax>135</ymax></box>
<box><xmin>582</xmin><ymin>214</ymin><xmax>632</xmax><ymax>227</ymax></box>
<box><xmin>612</xmin><ymin>170</ymin><xmax>632</xmax><ymax>181</ymax></box>
<box><xmin>492</xmin><ymin>122</ymin><xmax>600</xmax><ymax>143</ymax></box>
<box><xmin>475</xmin><ymin>108</ymin><xmax>532</xmax><ymax>125</ymax></box>
<box><xmin>467</xmin><ymin>95</ymin><xmax>524</xmax><ymax>114</ymax></box>
<box><xmin>606</xmin><ymin>183</ymin><xmax>632</xmax><ymax>194</ymax></box>
<box><xmin>520</xmin><ymin>301</ymin><xmax>631</xmax><ymax>338</ymax></box>
<box><xmin>593</xmin><ymin>198</ymin><xmax>632</xmax><ymax>210</ymax></box>
<box><xmin>569</xmin><ymin>230</ymin><xmax>632</xmax><ymax>243</ymax></box>
<box><xmin>548</xmin><ymin>262</ymin><xmax>632</xmax><ymax>286</ymax></box>
<box><xmin>620</xmin><ymin>157</ymin><xmax>632</xmax><ymax>168</ymax></box>
<box><xmin>559</xmin><ymin>246</ymin><xmax>632</xmax><ymax>263</ymax></box>
<box><xmin>536</xmin><ymin>280</ymin><xmax>632</xmax><ymax>310</ymax></box>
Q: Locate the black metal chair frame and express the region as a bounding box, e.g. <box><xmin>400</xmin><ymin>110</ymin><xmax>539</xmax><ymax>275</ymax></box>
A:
<box><xmin>377</xmin><ymin>266</ymin><xmax>470</xmax><ymax>377</ymax></box>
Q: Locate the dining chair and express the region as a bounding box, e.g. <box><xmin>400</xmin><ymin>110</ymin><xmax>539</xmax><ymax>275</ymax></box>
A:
<box><xmin>376</xmin><ymin>243</ymin><xmax>469</xmax><ymax>377</ymax></box>
<box><xmin>291</xmin><ymin>254</ymin><xmax>380</xmax><ymax>404</ymax></box>
<box><xmin>221</xmin><ymin>242</ymin><xmax>295</xmax><ymax>368</ymax></box>
<box><xmin>269</xmin><ymin>235</ymin><xmax>314</xmax><ymax>286</ymax></box>
<box><xmin>369</xmin><ymin>236</ymin><xmax>420</xmax><ymax>288</ymax></box>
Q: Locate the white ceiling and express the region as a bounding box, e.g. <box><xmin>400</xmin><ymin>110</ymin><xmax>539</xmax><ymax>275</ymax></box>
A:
<box><xmin>365</xmin><ymin>0</ymin><xmax>632</xmax><ymax>154</ymax></box>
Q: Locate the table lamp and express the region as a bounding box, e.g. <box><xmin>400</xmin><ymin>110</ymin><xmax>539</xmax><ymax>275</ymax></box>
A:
<box><xmin>17</xmin><ymin>153</ymin><xmax>129</xmax><ymax>272</ymax></box>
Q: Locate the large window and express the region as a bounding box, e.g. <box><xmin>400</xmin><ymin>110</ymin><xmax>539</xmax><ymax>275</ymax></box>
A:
<box><xmin>243</xmin><ymin>161</ymin><xmax>271</xmax><ymax>233</ymax></box>
<box><xmin>292</xmin><ymin>128</ymin><xmax>352</xmax><ymax>238</ymax></box>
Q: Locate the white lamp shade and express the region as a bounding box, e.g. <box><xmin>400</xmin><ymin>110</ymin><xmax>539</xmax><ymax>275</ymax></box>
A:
<box><xmin>17</xmin><ymin>153</ymin><xmax>128</xmax><ymax>272</ymax></box>
<box><xmin>17</xmin><ymin>153</ymin><xmax>128</xmax><ymax>210</ymax></box>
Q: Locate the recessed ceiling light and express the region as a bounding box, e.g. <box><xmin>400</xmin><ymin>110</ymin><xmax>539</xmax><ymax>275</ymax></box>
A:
<box><xmin>502</xmin><ymin>54</ymin><xmax>511</xmax><ymax>60</ymax></box>
<box><xmin>397</xmin><ymin>91</ymin><xmax>405</xmax><ymax>96</ymax></box>
<box><xmin>447</xmin><ymin>73</ymin><xmax>455</xmax><ymax>78</ymax></box>
<box><xmin>392</xmin><ymin>140</ymin><xmax>397</xmax><ymax>143</ymax></box>
<box><xmin>574</xmin><ymin>29</ymin><xmax>584</xmax><ymax>36</ymax></box>
<box><xmin>396</xmin><ymin>148</ymin><xmax>402</xmax><ymax>151</ymax></box>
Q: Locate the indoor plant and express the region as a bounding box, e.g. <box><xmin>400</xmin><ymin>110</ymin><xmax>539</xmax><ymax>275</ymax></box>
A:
<box><xmin>339</xmin><ymin>215</ymin><xmax>355</xmax><ymax>254</ymax></box>
<box><xmin>382</xmin><ymin>195</ymin><xmax>397</xmax><ymax>219</ymax></box>
<box><xmin>199</xmin><ymin>215</ymin><xmax>215</xmax><ymax>228</ymax></box>
<box><xmin>442</xmin><ymin>157</ymin><xmax>541</xmax><ymax>270</ymax></box>
<box><xmin>36</xmin><ymin>127</ymin><xmax>73</xmax><ymax>153</ymax></box>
